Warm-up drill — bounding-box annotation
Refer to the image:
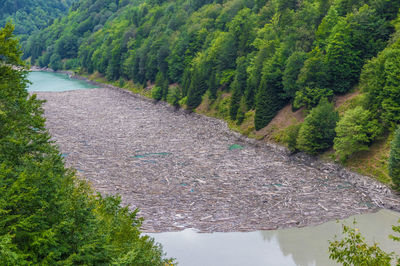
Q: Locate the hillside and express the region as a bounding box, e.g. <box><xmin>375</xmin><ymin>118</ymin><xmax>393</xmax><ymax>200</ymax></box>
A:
<box><xmin>23</xmin><ymin>0</ymin><xmax>400</xmax><ymax>187</ymax></box>
<box><xmin>0</xmin><ymin>23</ymin><xmax>171</xmax><ymax>265</ymax></box>
<box><xmin>0</xmin><ymin>0</ymin><xmax>76</xmax><ymax>42</ymax></box>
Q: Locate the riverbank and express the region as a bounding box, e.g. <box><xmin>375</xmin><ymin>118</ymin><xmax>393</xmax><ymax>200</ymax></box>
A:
<box><xmin>31</xmin><ymin>73</ymin><xmax>400</xmax><ymax>232</ymax></box>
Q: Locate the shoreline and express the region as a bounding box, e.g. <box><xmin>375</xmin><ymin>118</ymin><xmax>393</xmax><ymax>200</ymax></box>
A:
<box><xmin>31</xmin><ymin>68</ymin><xmax>400</xmax><ymax>233</ymax></box>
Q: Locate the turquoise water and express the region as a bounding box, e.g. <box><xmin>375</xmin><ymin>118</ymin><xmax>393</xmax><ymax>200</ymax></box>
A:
<box><xmin>27</xmin><ymin>71</ymin><xmax>97</xmax><ymax>92</ymax></box>
<box><xmin>149</xmin><ymin>210</ymin><xmax>400</xmax><ymax>266</ymax></box>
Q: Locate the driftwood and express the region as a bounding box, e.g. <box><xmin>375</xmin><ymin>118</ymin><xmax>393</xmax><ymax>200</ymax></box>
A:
<box><xmin>35</xmin><ymin>86</ymin><xmax>400</xmax><ymax>233</ymax></box>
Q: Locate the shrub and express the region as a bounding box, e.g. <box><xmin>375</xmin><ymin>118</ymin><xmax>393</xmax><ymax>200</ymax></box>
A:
<box><xmin>389</xmin><ymin>126</ymin><xmax>400</xmax><ymax>188</ymax></box>
<box><xmin>167</xmin><ymin>86</ymin><xmax>181</xmax><ymax>107</ymax></box>
<box><xmin>297</xmin><ymin>98</ymin><xmax>339</xmax><ymax>154</ymax></box>
<box><xmin>151</xmin><ymin>86</ymin><xmax>163</xmax><ymax>101</ymax></box>
<box><xmin>334</xmin><ymin>106</ymin><xmax>382</xmax><ymax>161</ymax></box>
<box><xmin>283</xmin><ymin>123</ymin><xmax>302</xmax><ymax>153</ymax></box>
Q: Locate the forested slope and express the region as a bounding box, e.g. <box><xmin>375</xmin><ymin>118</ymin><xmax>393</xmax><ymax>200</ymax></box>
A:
<box><xmin>0</xmin><ymin>0</ymin><xmax>76</xmax><ymax>41</ymax></box>
<box><xmin>0</xmin><ymin>23</ymin><xmax>170</xmax><ymax>265</ymax></box>
<box><xmin>24</xmin><ymin>0</ymin><xmax>400</xmax><ymax>186</ymax></box>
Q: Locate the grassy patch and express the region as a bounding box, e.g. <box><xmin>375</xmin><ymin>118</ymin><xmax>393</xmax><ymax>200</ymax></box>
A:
<box><xmin>344</xmin><ymin>133</ymin><xmax>392</xmax><ymax>184</ymax></box>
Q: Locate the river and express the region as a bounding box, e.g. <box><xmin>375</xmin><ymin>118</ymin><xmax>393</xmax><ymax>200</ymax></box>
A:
<box><xmin>28</xmin><ymin>71</ymin><xmax>400</xmax><ymax>265</ymax></box>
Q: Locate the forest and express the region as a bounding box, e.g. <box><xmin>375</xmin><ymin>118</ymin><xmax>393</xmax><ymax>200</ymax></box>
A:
<box><xmin>23</xmin><ymin>0</ymin><xmax>400</xmax><ymax>165</ymax></box>
<box><xmin>0</xmin><ymin>0</ymin><xmax>76</xmax><ymax>42</ymax></box>
<box><xmin>2</xmin><ymin>0</ymin><xmax>400</xmax><ymax>264</ymax></box>
<box><xmin>23</xmin><ymin>0</ymin><xmax>400</xmax><ymax>187</ymax></box>
<box><xmin>0</xmin><ymin>23</ymin><xmax>171</xmax><ymax>265</ymax></box>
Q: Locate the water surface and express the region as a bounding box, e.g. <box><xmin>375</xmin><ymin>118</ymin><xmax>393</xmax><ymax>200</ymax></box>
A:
<box><xmin>27</xmin><ymin>71</ymin><xmax>97</xmax><ymax>92</ymax></box>
<box><xmin>148</xmin><ymin>209</ymin><xmax>400</xmax><ymax>266</ymax></box>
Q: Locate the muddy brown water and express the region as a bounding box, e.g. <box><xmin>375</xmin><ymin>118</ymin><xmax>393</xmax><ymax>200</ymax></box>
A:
<box><xmin>29</xmin><ymin>71</ymin><xmax>400</xmax><ymax>234</ymax></box>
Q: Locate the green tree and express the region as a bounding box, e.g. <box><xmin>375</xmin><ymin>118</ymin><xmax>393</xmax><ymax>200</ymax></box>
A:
<box><xmin>230</xmin><ymin>56</ymin><xmax>247</xmax><ymax>120</ymax></box>
<box><xmin>167</xmin><ymin>86</ymin><xmax>181</xmax><ymax>107</ymax></box>
<box><xmin>296</xmin><ymin>98</ymin><xmax>339</xmax><ymax>154</ymax></box>
<box><xmin>389</xmin><ymin>126</ymin><xmax>400</xmax><ymax>189</ymax></box>
<box><xmin>282</xmin><ymin>51</ymin><xmax>307</xmax><ymax>100</ymax></box>
<box><xmin>187</xmin><ymin>68</ymin><xmax>207</xmax><ymax>110</ymax></box>
<box><xmin>362</xmin><ymin>47</ymin><xmax>400</xmax><ymax>129</ymax></box>
<box><xmin>254</xmin><ymin>68</ymin><xmax>282</xmax><ymax>130</ymax></box>
<box><xmin>296</xmin><ymin>47</ymin><xmax>330</xmax><ymax>92</ymax></box>
<box><xmin>208</xmin><ymin>71</ymin><xmax>218</xmax><ymax>100</ymax></box>
<box><xmin>325</xmin><ymin>29</ymin><xmax>362</xmax><ymax>93</ymax></box>
<box><xmin>380</xmin><ymin>50</ymin><xmax>400</xmax><ymax>128</ymax></box>
<box><xmin>329</xmin><ymin>221</ymin><xmax>398</xmax><ymax>265</ymax></box>
<box><xmin>0</xmin><ymin>23</ymin><xmax>170</xmax><ymax>265</ymax></box>
<box><xmin>293</xmin><ymin>86</ymin><xmax>333</xmax><ymax>110</ymax></box>
<box><xmin>333</xmin><ymin>106</ymin><xmax>382</xmax><ymax>162</ymax></box>
<box><xmin>283</xmin><ymin>123</ymin><xmax>302</xmax><ymax>153</ymax></box>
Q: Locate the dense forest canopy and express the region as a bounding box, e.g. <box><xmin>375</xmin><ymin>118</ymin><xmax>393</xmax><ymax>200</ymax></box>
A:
<box><xmin>22</xmin><ymin>0</ymin><xmax>400</xmax><ymax>185</ymax></box>
<box><xmin>0</xmin><ymin>23</ymin><xmax>170</xmax><ymax>265</ymax></box>
<box><xmin>0</xmin><ymin>0</ymin><xmax>77</xmax><ymax>42</ymax></box>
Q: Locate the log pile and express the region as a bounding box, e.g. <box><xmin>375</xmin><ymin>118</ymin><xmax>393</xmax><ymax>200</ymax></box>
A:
<box><xmin>35</xmin><ymin>86</ymin><xmax>400</xmax><ymax>233</ymax></box>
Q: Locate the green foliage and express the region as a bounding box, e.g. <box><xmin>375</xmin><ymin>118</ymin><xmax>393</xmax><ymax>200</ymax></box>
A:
<box><xmin>187</xmin><ymin>67</ymin><xmax>207</xmax><ymax>110</ymax></box>
<box><xmin>167</xmin><ymin>86</ymin><xmax>181</xmax><ymax>107</ymax></box>
<box><xmin>296</xmin><ymin>48</ymin><xmax>330</xmax><ymax>95</ymax></box>
<box><xmin>254</xmin><ymin>50</ymin><xmax>286</xmax><ymax>130</ymax></box>
<box><xmin>151</xmin><ymin>86</ymin><xmax>163</xmax><ymax>101</ymax></box>
<box><xmin>0</xmin><ymin>23</ymin><xmax>170</xmax><ymax>265</ymax></box>
<box><xmin>282</xmin><ymin>51</ymin><xmax>307</xmax><ymax>99</ymax></box>
<box><xmin>20</xmin><ymin>0</ymin><xmax>400</xmax><ymax>132</ymax></box>
<box><xmin>229</xmin><ymin>57</ymin><xmax>247</xmax><ymax>120</ymax></box>
<box><xmin>254</xmin><ymin>76</ymin><xmax>281</xmax><ymax>130</ymax></box>
<box><xmin>389</xmin><ymin>126</ymin><xmax>400</xmax><ymax>188</ymax></box>
<box><xmin>293</xmin><ymin>86</ymin><xmax>334</xmax><ymax>109</ymax></box>
<box><xmin>283</xmin><ymin>123</ymin><xmax>302</xmax><ymax>153</ymax></box>
<box><xmin>329</xmin><ymin>221</ymin><xmax>397</xmax><ymax>266</ymax></box>
<box><xmin>362</xmin><ymin>43</ymin><xmax>400</xmax><ymax>129</ymax></box>
<box><xmin>296</xmin><ymin>98</ymin><xmax>339</xmax><ymax>154</ymax></box>
<box><xmin>334</xmin><ymin>106</ymin><xmax>382</xmax><ymax>161</ymax></box>
<box><xmin>0</xmin><ymin>0</ymin><xmax>75</xmax><ymax>43</ymax></box>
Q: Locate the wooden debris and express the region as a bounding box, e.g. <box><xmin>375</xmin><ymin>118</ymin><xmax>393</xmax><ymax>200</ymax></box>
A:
<box><xmin>34</xmin><ymin>86</ymin><xmax>400</xmax><ymax>233</ymax></box>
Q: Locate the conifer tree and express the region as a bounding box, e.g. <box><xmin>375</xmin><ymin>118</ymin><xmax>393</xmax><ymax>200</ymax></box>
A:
<box><xmin>254</xmin><ymin>77</ymin><xmax>280</xmax><ymax>130</ymax></box>
<box><xmin>230</xmin><ymin>79</ymin><xmax>241</xmax><ymax>120</ymax></box>
<box><xmin>208</xmin><ymin>71</ymin><xmax>217</xmax><ymax>100</ymax></box>
<box><xmin>230</xmin><ymin>56</ymin><xmax>247</xmax><ymax>120</ymax></box>
<box><xmin>0</xmin><ymin>23</ymin><xmax>170</xmax><ymax>265</ymax></box>
<box><xmin>389</xmin><ymin>126</ymin><xmax>400</xmax><ymax>189</ymax></box>
<box><xmin>254</xmin><ymin>59</ymin><xmax>283</xmax><ymax>130</ymax></box>
<box><xmin>187</xmin><ymin>69</ymin><xmax>207</xmax><ymax>110</ymax></box>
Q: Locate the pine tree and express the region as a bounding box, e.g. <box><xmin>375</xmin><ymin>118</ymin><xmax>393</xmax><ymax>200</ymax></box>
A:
<box><xmin>389</xmin><ymin>126</ymin><xmax>400</xmax><ymax>189</ymax></box>
<box><xmin>181</xmin><ymin>68</ymin><xmax>191</xmax><ymax>97</ymax></box>
<box><xmin>187</xmin><ymin>69</ymin><xmax>207</xmax><ymax>110</ymax></box>
<box><xmin>162</xmin><ymin>78</ymin><xmax>169</xmax><ymax>101</ymax></box>
<box><xmin>208</xmin><ymin>71</ymin><xmax>217</xmax><ymax>100</ymax></box>
<box><xmin>0</xmin><ymin>23</ymin><xmax>170</xmax><ymax>265</ymax></box>
<box><xmin>230</xmin><ymin>56</ymin><xmax>247</xmax><ymax>120</ymax></box>
<box><xmin>254</xmin><ymin>77</ymin><xmax>280</xmax><ymax>130</ymax></box>
<box><xmin>230</xmin><ymin>79</ymin><xmax>241</xmax><ymax>120</ymax></box>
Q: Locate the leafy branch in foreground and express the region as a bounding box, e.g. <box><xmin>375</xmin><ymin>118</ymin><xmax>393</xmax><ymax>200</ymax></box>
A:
<box><xmin>329</xmin><ymin>220</ymin><xmax>400</xmax><ymax>266</ymax></box>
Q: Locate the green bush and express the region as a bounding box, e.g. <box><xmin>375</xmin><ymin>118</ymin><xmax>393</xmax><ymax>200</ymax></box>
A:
<box><xmin>334</xmin><ymin>106</ymin><xmax>382</xmax><ymax>162</ymax></box>
<box><xmin>293</xmin><ymin>86</ymin><xmax>334</xmax><ymax>109</ymax></box>
<box><xmin>151</xmin><ymin>86</ymin><xmax>163</xmax><ymax>101</ymax></box>
<box><xmin>167</xmin><ymin>86</ymin><xmax>181</xmax><ymax>107</ymax></box>
<box><xmin>283</xmin><ymin>123</ymin><xmax>302</xmax><ymax>153</ymax></box>
<box><xmin>389</xmin><ymin>126</ymin><xmax>400</xmax><ymax>189</ymax></box>
<box><xmin>297</xmin><ymin>98</ymin><xmax>339</xmax><ymax>154</ymax></box>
